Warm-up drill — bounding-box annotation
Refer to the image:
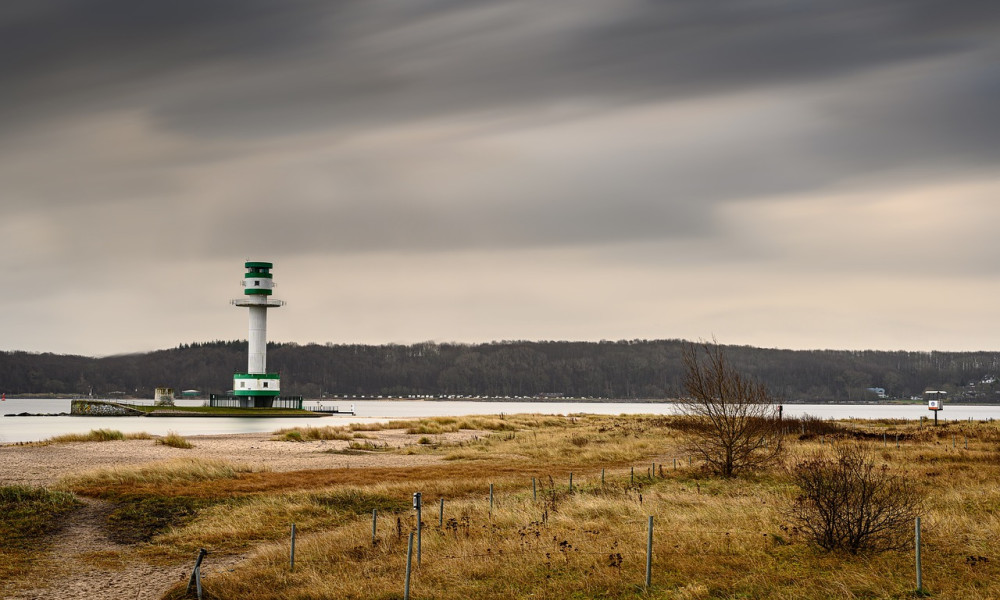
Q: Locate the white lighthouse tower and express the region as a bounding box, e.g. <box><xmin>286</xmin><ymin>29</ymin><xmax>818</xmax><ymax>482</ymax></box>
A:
<box><xmin>231</xmin><ymin>261</ymin><xmax>285</xmax><ymax>407</ymax></box>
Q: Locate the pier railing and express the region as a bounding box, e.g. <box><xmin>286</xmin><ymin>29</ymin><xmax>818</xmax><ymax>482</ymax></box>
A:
<box><xmin>209</xmin><ymin>395</ymin><xmax>304</xmax><ymax>409</ymax></box>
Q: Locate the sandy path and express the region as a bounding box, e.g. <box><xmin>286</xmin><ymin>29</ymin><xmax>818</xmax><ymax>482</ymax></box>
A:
<box><xmin>5</xmin><ymin>497</ymin><xmax>245</xmax><ymax>600</ymax></box>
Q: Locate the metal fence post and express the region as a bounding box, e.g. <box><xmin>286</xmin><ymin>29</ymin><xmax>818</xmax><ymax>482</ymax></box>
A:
<box><xmin>186</xmin><ymin>548</ymin><xmax>208</xmax><ymax>600</ymax></box>
<box><xmin>915</xmin><ymin>516</ymin><xmax>923</xmax><ymax>594</ymax></box>
<box><xmin>404</xmin><ymin>531</ymin><xmax>414</xmax><ymax>600</ymax></box>
<box><xmin>290</xmin><ymin>523</ymin><xmax>296</xmax><ymax>571</ymax></box>
<box><xmin>414</xmin><ymin>494</ymin><xmax>422</xmax><ymax>566</ymax></box>
<box><xmin>645</xmin><ymin>516</ymin><xmax>653</xmax><ymax>588</ymax></box>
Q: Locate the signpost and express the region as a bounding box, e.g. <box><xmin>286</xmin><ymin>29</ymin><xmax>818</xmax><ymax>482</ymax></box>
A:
<box><xmin>926</xmin><ymin>391</ymin><xmax>944</xmax><ymax>426</ymax></box>
<box><xmin>412</xmin><ymin>492</ymin><xmax>422</xmax><ymax>565</ymax></box>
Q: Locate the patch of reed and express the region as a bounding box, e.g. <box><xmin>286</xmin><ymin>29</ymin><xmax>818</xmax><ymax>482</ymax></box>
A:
<box><xmin>273</xmin><ymin>426</ymin><xmax>353</xmax><ymax>442</ymax></box>
<box><xmin>42</xmin><ymin>429</ymin><xmax>151</xmax><ymax>444</ymax></box>
<box><xmin>156</xmin><ymin>431</ymin><xmax>193</xmax><ymax>449</ymax></box>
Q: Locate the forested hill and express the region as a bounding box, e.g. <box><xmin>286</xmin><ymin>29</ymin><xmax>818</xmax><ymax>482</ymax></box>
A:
<box><xmin>2</xmin><ymin>340</ymin><xmax>1000</xmax><ymax>402</ymax></box>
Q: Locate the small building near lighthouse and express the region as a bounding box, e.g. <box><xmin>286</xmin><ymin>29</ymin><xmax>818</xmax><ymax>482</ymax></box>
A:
<box><xmin>154</xmin><ymin>387</ymin><xmax>175</xmax><ymax>405</ymax></box>
<box><xmin>210</xmin><ymin>261</ymin><xmax>303</xmax><ymax>409</ymax></box>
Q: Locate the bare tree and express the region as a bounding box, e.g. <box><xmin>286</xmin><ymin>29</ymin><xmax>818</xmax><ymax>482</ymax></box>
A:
<box><xmin>788</xmin><ymin>443</ymin><xmax>921</xmax><ymax>553</ymax></box>
<box><xmin>680</xmin><ymin>342</ymin><xmax>783</xmax><ymax>477</ymax></box>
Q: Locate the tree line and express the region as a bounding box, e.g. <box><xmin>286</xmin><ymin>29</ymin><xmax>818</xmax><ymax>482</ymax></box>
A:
<box><xmin>2</xmin><ymin>339</ymin><xmax>999</xmax><ymax>401</ymax></box>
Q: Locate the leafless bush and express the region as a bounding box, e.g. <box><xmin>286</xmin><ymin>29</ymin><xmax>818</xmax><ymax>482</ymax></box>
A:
<box><xmin>680</xmin><ymin>342</ymin><xmax>783</xmax><ymax>477</ymax></box>
<box><xmin>788</xmin><ymin>443</ymin><xmax>922</xmax><ymax>554</ymax></box>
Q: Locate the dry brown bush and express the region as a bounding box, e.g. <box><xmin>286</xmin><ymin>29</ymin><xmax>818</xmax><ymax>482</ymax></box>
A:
<box><xmin>788</xmin><ymin>443</ymin><xmax>922</xmax><ymax>554</ymax></box>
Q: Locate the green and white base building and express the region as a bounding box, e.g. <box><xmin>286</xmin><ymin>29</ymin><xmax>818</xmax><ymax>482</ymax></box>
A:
<box><xmin>210</xmin><ymin>261</ymin><xmax>304</xmax><ymax>409</ymax></box>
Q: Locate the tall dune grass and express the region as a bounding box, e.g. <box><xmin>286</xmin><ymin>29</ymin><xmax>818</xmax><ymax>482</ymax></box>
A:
<box><xmin>60</xmin><ymin>458</ymin><xmax>265</xmax><ymax>491</ymax></box>
<box><xmin>42</xmin><ymin>429</ymin><xmax>151</xmax><ymax>444</ymax></box>
<box><xmin>156</xmin><ymin>431</ymin><xmax>193</xmax><ymax>449</ymax></box>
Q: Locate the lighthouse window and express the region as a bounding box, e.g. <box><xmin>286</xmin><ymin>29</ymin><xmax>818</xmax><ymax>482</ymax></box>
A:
<box><xmin>254</xmin><ymin>281</ymin><xmax>260</xmax><ymax>286</ymax></box>
<box><xmin>263</xmin><ymin>382</ymin><xmax>269</xmax><ymax>388</ymax></box>
<box><xmin>240</xmin><ymin>382</ymin><xmax>245</xmax><ymax>388</ymax></box>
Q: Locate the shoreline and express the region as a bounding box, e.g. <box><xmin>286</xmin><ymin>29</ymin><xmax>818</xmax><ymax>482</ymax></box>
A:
<box><xmin>0</xmin><ymin>427</ymin><xmax>453</xmax><ymax>488</ymax></box>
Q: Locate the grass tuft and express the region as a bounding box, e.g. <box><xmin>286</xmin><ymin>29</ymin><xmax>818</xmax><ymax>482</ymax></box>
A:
<box><xmin>43</xmin><ymin>429</ymin><xmax>151</xmax><ymax>444</ymax></box>
<box><xmin>273</xmin><ymin>426</ymin><xmax>353</xmax><ymax>442</ymax></box>
<box><xmin>156</xmin><ymin>431</ymin><xmax>193</xmax><ymax>449</ymax></box>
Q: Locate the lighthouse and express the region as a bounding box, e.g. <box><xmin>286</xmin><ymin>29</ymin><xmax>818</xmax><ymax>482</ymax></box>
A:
<box><xmin>231</xmin><ymin>261</ymin><xmax>286</xmax><ymax>407</ymax></box>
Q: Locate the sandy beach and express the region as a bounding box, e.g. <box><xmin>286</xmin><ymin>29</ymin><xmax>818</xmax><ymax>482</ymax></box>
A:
<box><xmin>0</xmin><ymin>429</ymin><xmax>464</xmax><ymax>487</ymax></box>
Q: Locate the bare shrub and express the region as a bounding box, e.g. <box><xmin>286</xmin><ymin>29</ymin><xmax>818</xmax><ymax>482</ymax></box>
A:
<box><xmin>680</xmin><ymin>342</ymin><xmax>783</xmax><ymax>477</ymax></box>
<box><xmin>788</xmin><ymin>443</ymin><xmax>922</xmax><ymax>554</ymax></box>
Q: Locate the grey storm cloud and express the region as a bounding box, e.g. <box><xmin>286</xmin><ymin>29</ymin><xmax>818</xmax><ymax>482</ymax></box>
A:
<box><xmin>2</xmin><ymin>0</ymin><xmax>1000</xmax><ymax>255</ymax></box>
<box><xmin>5</xmin><ymin>0</ymin><xmax>1000</xmax><ymax>133</ymax></box>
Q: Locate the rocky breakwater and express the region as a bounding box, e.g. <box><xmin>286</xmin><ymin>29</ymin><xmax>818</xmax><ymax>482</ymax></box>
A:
<box><xmin>71</xmin><ymin>400</ymin><xmax>146</xmax><ymax>417</ymax></box>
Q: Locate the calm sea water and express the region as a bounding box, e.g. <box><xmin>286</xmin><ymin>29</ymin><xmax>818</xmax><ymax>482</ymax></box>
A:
<box><xmin>0</xmin><ymin>398</ymin><xmax>991</xmax><ymax>444</ymax></box>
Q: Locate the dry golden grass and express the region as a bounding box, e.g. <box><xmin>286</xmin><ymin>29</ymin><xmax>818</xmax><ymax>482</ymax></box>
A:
<box><xmin>161</xmin><ymin>469</ymin><xmax>960</xmax><ymax>600</ymax></box>
<box><xmin>273</xmin><ymin>425</ymin><xmax>355</xmax><ymax>442</ymax></box>
<box><xmin>34</xmin><ymin>414</ymin><xmax>1000</xmax><ymax>599</ymax></box>
<box><xmin>60</xmin><ymin>458</ymin><xmax>266</xmax><ymax>497</ymax></box>
<box><xmin>156</xmin><ymin>431</ymin><xmax>193</xmax><ymax>449</ymax></box>
<box><xmin>346</xmin><ymin>415</ymin><xmax>554</xmax><ymax>435</ymax></box>
<box><xmin>39</xmin><ymin>429</ymin><xmax>152</xmax><ymax>444</ymax></box>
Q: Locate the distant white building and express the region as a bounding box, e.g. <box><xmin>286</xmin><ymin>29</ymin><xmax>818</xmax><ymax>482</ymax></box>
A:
<box><xmin>866</xmin><ymin>387</ymin><xmax>887</xmax><ymax>399</ymax></box>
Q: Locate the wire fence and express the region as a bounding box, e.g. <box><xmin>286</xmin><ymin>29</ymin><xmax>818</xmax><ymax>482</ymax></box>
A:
<box><xmin>182</xmin><ymin>434</ymin><xmax>959</xmax><ymax>598</ymax></box>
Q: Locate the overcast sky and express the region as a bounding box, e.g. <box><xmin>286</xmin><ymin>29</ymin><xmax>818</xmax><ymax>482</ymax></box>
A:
<box><xmin>3</xmin><ymin>0</ymin><xmax>1000</xmax><ymax>356</ymax></box>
